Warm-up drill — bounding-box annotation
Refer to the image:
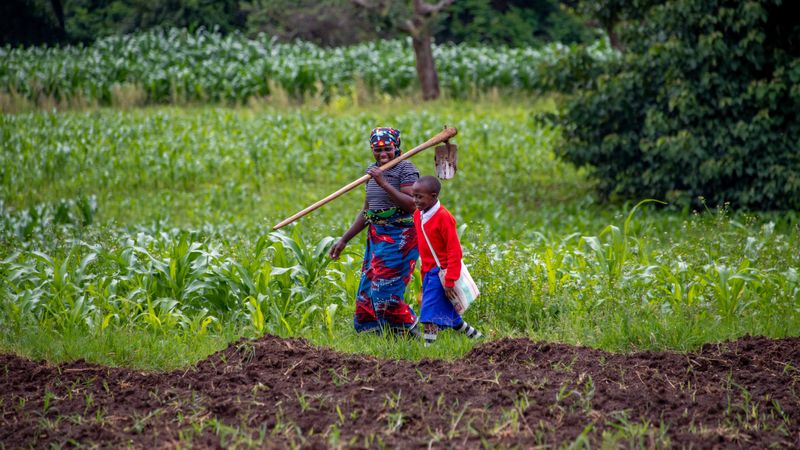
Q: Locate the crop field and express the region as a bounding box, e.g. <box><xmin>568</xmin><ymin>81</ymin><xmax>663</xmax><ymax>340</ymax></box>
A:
<box><xmin>2</xmin><ymin>99</ymin><xmax>799</xmax><ymax>447</ymax></box>
<box><xmin>0</xmin><ymin>29</ymin><xmax>612</xmax><ymax>110</ymax></box>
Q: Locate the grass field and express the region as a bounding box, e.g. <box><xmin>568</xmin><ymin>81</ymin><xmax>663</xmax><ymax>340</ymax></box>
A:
<box><xmin>1</xmin><ymin>98</ymin><xmax>799</xmax><ymax>370</ymax></box>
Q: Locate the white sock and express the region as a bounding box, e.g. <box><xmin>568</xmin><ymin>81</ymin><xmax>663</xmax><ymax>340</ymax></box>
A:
<box><xmin>457</xmin><ymin>321</ymin><xmax>483</xmax><ymax>339</ymax></box>
<box><xmin>424</xmin><ymin>332</ymin><xmax>437</xmax><ymax>347</ymax></box>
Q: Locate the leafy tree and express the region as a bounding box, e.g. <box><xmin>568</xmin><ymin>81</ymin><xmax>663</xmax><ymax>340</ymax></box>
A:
<box><xmin>5</xmin><ymin>0</ymin><xmax>596</xmax><ymax>51</ymax></box>
<box><xmin>436</xmin><ymin>0</ymin><xmax>594</xmax><ymax>47</ymax></box>
<box><xmin>556</xmin><ymin>0</ymin><xmax>800</xmax><ymax>210</ymax></box>
<box><xmin>352</xmin><ymin>0</ymin><xmax>455</xmax><ymax>101</ymax></box>
<box><xmin>63</xmin><ymin>0</ymin><xmax>244</xmax><ymax>43</ymax></box>
<box><xmin>0</xmin><ymin>0</ymin><xmax>65</xmax><ymax>45</ymax></box>
<box><xmin>241</xmin><ymin>0</ymin><xmax>383</xmax><ymax>46</ymax></box>
<box><xmin>575</xmin><ymin>0</ymin><xmax>662</xmax><ymax>49</ymax></box>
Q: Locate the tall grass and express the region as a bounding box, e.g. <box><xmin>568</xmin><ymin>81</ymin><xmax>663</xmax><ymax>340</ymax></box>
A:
<box><xmin>1</xmin><ymin>101</ymin><xmax>798</xmax><ymax>367</ymax></box>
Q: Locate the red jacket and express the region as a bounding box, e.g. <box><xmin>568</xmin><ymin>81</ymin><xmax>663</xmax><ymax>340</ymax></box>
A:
<box><xmin>414</xmin><ymin>205</ymin><xmax>463</xmax><ymax>287</ymax></box>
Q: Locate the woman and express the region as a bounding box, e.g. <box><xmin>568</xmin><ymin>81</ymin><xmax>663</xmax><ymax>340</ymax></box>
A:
<box><xmin>329</xmin><ymin>127</ymin><xmax>421</xmax><ymax>335</ymax></box>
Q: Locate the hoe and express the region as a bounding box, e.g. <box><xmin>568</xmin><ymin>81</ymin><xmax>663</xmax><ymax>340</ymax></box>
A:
<box><xmin>273</xmin><ymin>126</ymin><xmax>459</xmax><ymax>230</ymax></box>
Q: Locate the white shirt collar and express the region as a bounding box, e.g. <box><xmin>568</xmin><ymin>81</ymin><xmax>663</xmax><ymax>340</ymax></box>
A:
<box><xmin>421</xmin><ymin>200</ymin><xmax>441</xmax><ymax>224</ymax></box>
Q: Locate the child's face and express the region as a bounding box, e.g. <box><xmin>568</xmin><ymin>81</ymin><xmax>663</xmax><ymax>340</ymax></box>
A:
<box><xmin>412</xmin><ymin>182</ymin><xmax>438</xmax><ymax>211</ymax></box>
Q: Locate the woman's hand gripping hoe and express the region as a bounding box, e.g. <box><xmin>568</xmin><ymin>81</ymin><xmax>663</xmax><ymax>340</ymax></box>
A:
<box><xmin>272</xmin><ymin>126</ymin><xmax>458</xmax><ymax>230</ymax></box>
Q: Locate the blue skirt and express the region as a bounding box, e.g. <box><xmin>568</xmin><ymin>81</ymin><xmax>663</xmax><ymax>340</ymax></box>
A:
<box><xmin>420</xmin><ymin>267</ymin><xmax>464</xmax><ymax>329</ymax></box>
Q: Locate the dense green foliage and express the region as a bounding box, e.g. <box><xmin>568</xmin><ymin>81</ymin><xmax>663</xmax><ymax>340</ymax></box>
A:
<box><xmin>2</xmin><ymin>102</ymin><xmax>799</xmax><ymax>367</ymax></box>
<box><xmin>438</xmin><ymin>0</ymin><xmax>593</xmax><ymax>47</ymax></box>
<box><xmin>0</xmin><ymin>0</ymin><xmax>66</xmax><ymax>47</ymax></box>
<box><xmin>555</xmin><ymin>0</ymin><xmax>800</xmax><ymax>210</ymax></box>
<box><xmin>241</xmin><ymin>0</ymin><xmax>379</xmax><ymax>47</ymax></box>
<box><xmin>1</xmin><ymin>0</ymin><xmax>244</xmax><ymax>46</ymax></box>
<box><xmin>3</xmin><ymin>0</ymin><xmax>592</xmax><ymax>47</ymax></box>
<box><xmin>0</xmin><ymin>29</ymin><xmax>613</xmax><ymax>107</ymax></box>
<box><xmin>245</xmin><ymin>0</ymin><xmax>595</xmax><ymax>48</ymax></box>
<box><xmin>63</xmin><ymin>0</ymin><xmax>244</xmax><ymax>43</ymax></box>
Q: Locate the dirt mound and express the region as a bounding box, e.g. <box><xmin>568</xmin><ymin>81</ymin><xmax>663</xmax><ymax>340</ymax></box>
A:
<box><xmin>2</xmin><ymin>335</ymin><xmax>799</xmax><ymax>448</ymax></box>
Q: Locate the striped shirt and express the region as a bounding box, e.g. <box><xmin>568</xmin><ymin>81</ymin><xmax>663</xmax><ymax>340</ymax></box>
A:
<box><xmin>365</xmin><ymin>160</ymin><xmax>419</xmax><ymax>210</ymax></box>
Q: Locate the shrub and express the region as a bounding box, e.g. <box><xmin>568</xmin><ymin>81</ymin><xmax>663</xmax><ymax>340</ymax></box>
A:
<box><xmin>555</xmin><ymin>0</ymin><xmax>800</xmax><ymax>210</ymax></box>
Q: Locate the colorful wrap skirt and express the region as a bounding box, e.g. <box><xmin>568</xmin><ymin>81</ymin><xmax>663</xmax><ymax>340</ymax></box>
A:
<box><xmin>354</xmin><ymin>211</ymin><xmax>419</xmax><ymax>333</ymax></box>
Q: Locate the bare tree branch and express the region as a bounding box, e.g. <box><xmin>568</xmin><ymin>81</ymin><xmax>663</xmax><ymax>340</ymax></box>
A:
<box><xmin>414</xmin><ymin>0</ymin><xmax>455</xmax><ymax>16</ymax></box>
<box><xmin>400</xmin><ymin>19</ymin><xmax>419</xmax><ymax>37</ymax></box>
<box><xmin>350</xmin><ymin>0</ymin><xmax>377</xmax><ymax>9</ymax></box>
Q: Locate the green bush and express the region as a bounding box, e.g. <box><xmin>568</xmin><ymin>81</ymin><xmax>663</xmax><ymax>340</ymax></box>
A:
<box><xmin>555</xmin><ymin>0</ymin><xmax>800</xmax><ymax>210</ymax></box>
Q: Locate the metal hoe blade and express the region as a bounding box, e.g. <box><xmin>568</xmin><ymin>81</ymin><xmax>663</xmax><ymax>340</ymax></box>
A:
<box><xmin>435</xmin><ymin>143</ymin><xmax>457</xmax><ymax>180</ymax></box>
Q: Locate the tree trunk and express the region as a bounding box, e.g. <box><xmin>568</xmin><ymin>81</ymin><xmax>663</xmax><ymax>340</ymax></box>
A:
<box><xmin>49</xmin><ymin>0</ymin><xmax>66</xmax><ymax>36</ymax></box>
<box><xmin>412</xmin><ymin>33</ymin><xmax>440</xmax><ymax>101</ymax></box>
<box><xmin>350</xmin><ymin>0</ymin><xmax>452</xmax><ymax>101</ymax></box>
<box><xmin>606</xmin><ymin>25</ymin><xmax>622</xmax><ymax>50</ymax></box>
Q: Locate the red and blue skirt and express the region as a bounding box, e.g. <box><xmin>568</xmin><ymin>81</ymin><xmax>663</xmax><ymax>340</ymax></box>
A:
<box><xmin>354</xmin><ymin>213</ymin><xmax>419</xmax><ymax>333</ymax></box>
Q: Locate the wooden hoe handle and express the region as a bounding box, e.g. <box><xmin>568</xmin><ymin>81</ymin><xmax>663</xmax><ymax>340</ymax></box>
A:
<box><xmin>272</xmin><ymin>127</ymin><xmax>458</xmax><ymax>230</ymax></box>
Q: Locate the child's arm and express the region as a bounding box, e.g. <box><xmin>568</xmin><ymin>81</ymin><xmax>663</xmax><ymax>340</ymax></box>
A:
<box><xmin>441</xmin><ymin>212</ymin><xmax>463</xmax><ymax>287</ymax></box>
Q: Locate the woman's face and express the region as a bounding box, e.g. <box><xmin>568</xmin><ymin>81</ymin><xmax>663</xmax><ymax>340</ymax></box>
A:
<box><xmin>372</xmin><ymin>145</ymin><xmax>396</xmax><ymax>165</ymax></box>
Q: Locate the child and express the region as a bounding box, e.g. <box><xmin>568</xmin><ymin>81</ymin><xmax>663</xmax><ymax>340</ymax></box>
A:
<box><xmin>412</xmin><ymin>176</ymin><xmax>483</xmax><ymax>346</ymax></box>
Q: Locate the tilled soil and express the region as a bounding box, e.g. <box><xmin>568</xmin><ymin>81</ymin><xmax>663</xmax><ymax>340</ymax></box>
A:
<box><xmin>2</xmin><ymin>335</ymin><xmax>799</xmax><ymax>449</ymax></box>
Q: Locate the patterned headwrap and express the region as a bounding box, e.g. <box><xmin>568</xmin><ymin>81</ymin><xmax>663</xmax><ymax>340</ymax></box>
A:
<box><xmin>370</xmin><ymin>127</ymin><xmax>401</xmax><ymax>156</ymax></box>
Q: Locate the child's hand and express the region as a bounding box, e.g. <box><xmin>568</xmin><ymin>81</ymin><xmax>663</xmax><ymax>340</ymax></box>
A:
<box><xmin>445</xmin><ymin>286</ymin><xmax>463</xmax><ymax>313</ymax></box>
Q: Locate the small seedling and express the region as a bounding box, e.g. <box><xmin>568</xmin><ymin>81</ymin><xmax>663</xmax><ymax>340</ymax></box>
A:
<box><xmin>335</xmin><ymin>405</ymin><xmax>345</xmax><ymax>424</ymax></box>
<box><xmin>294</xmin><ymin>390</ymin><xmax>312</xmax><ymax>413</ymax></box>
<box><xmin>384</xmin><ymin>391</ymin><xmax>402</xmax><ymax>409</ymax></box>
<box><xmin>251</xmin><ymin>382</ymin><xmax>270</xmax><ymax>396</ymax></box>
<box><xmin>95</xmin><ymin>407</ymin><xmax>107</xmax><ymax>425</ymax></box>
<box><xmin>42</xmin><ymin>390</ymin><xmax>56</xmax><ymax>414</ymax></box>
<box><xmin>83</xmin><ymin>392</ymin><xmax>95</xmax><ymax>415</ymax></box>
<box><xmin>328</xmin><ymin>367</ymin><xmax>349</xmax><ymax>386</ymax></box>
<box><xmin>415</xmin><ymin>367</ymin><xmax>431</xmax><ymax>383</ymax></box>
<box><xmin>37</xmin><ymin>415</ymin><xmax>62</xmax><ymax>432</ymax></box>
<box><xmin>236</xmin><ymin>341</ymin><xmax>256</xmax><ymax>364</ymax></box>
<box><xmin>550</xmin><ymin>356</ymin><xmax>577</xmax><ymax>373</ymax></box>
<box><xmin>386</xmin><ymin>411</ymin><xmax>405</xmax><ymax>433</ymax></box>
<box><xmin>128</xmin><ymin>408</ymin><xmax>162</xmax><ymax>434</ymax></box>
<box><xmin>448</xmin><ymin>404</ymin><xmax>469</xmax><ymax>439</ymax></box>
<box><xmin>326</xmin><ymin>424</ymin><xmax>341</xmax><ymax>446</ymax></box>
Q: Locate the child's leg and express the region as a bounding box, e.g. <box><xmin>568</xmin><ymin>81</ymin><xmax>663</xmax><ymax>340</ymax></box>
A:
<box><xmin>456</xmin><ymin>321</ymin><xmax>483</xmax><ymax>339</ymax></box>
<box><xmin>408</xmin><ymin>321</ymin><xmax>423</xmax><ymax>339</ymax></box>
<box><xmin>423</xmin><ymin>323</ymin><xmax>438</xmax><ymax>346</ymax></box>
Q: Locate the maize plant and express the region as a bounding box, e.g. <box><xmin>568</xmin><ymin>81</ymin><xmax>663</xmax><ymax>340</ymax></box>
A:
<box><xmin>0</xmin><ymin>29</ymin><xmax>615</xmax><ymax>106</ymax></box>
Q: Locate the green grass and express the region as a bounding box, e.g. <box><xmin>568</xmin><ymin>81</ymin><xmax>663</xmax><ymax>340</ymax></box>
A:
<box><xmin>0</xmin><ymin>323</ymin><xmax>240</xmax><ymax>371</ymax></box>
<box><xmin>1</xmin><ymin>98</ymin><xmax>799</xmax><ymax>369</ymax></box>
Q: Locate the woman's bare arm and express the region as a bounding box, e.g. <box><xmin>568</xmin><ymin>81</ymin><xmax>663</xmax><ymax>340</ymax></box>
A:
<box><xmin>329</xmin><ymin>198</ymin><xmax>368</xmax><ymax>259</ymax></box>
